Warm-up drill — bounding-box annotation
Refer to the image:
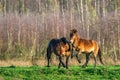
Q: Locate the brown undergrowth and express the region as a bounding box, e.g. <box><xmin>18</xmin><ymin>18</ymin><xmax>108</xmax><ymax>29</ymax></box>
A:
<box><xmin>0</xmin><ymin>57</ymin><xmax>119</xmax><ymax>67</ymax></box>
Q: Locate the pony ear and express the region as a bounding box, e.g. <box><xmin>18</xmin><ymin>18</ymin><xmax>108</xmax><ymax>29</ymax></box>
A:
<box><xmin>73</xmin><ymin>29</ymin><xmax>77</xmax><ymax>33</ymax></box>
<box><xmin>71</xmin><ymin>29</ymin><xmax>77</xmax><ymax>33</ymax></box>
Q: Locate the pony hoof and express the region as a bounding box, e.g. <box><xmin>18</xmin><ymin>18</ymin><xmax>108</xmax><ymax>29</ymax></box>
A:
<box><xmin>66</xmin><ymin>67</ymin><xmax>68</xmax><ymax>69</ymax></box>
<box><xmin>47</xmin><ymin>65</ymin><xmax>50</xmax><ymax>67</ymax></box>
<box><xmin>82</xmin><ymin>65</ymin><xmax>86</xmax><ymax>68</ymax></box>
<box><xmin>63</xmin><ymin>65</ymin><xmax>66</xmax><ymax>68</ymax></box>
<box><xmin>58</xmin><ymin>66</ymin><xmax>60</xmax><ymax>69</ymax></box>
<box><xmin>71</xmin><ymin>54</ymin><xmax>74</xmax><ymax>58</ymax></box>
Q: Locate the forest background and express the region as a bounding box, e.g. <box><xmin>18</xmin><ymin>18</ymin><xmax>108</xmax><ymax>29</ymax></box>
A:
<box><xmin>0</xmin><ymin>0</ymin><xmax>120</xmax><ymax>66</ymax></box>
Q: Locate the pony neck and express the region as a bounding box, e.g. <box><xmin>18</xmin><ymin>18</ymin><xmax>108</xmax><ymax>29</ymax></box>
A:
<box><xmin>74</xmin><ymin>34</ymin><xmax>80</xmax><ymax>43</ymax></box>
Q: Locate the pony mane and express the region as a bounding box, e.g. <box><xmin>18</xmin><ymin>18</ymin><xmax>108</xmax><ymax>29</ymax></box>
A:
<box><xmin>60</xmin><ymin>37</ymin><xmax>67</xmax><ymax>44</ymax></box>
<box><xmin>70</xmin><ymin>29</ymin><xmax>78</xmax><ymax>34</ymax></box>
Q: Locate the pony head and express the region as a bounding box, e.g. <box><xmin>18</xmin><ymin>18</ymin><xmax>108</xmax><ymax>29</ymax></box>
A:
<box><xmin>70</xmin><ymin>29</ymin><xmax>78</xmax><ymax>43</ymax></box>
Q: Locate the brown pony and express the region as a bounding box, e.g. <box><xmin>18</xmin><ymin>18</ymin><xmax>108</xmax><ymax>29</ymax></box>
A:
<box><xmin>70</xmin><ymin>29</ymin><xmax>104</xmax><ymax>68</ymax></box>
<box><xmin>46</xmin><ymin>37</ymin><xmax>72</xmax><ymax>69</ymax></box>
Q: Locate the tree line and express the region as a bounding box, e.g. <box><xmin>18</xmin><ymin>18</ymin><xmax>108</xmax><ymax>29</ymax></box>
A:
<box><xmin>0</xmin><ymin>0</ymin><xmax>120</xmax><ymax>64</ymax></box>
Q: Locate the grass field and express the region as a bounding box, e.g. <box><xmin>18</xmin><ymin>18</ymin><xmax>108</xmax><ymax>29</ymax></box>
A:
<box><xmin>0</xmin><ymin>65</ymin><xmax>120</xmax><ymax>80</ymax></box>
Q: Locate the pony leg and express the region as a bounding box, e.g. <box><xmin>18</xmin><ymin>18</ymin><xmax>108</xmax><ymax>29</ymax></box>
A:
<box><xmin>47</xmin><ymin>58</ymin><xmax>50</xmax><ymax>67</ymax></box>
<box><xmin>82</xmin><ymin>54</ymin><xmax>90</xmax><ymax>68</ymax></box>
<box><xmin>66</xmin><ymin>57</ymin><xmax>69</xmax><ymax>69</ymax></box>
<box><xmin>58</xmin><ymin>61</ymin><xmax>61</xmax><ymax>69</ymax></box>
<box><xmin>76</xmin><ymin>50</ymin><xmax>82</xmax><ymax>63</ymax></box>
<box><xmin>58</xmin><ymin>57</ymin><xmax>65</xmax><ymax>69</ymax></box>
<box><xmin>71</xmin><ymin>47</ymin><xmax>74</xmax><ymax>58</ymax></box>
<box><xmin>58</xmin><ymin>57</ymin><xmax>61</xmax><ymax>69</ymax></box>
<box><xmin>93</xmin><ymin>55</ymin><xmax>97</xmax><ymax>69</ymax></box>
<box><xmin>47</xmin><ymin>48</ymin><xmax>52</xmax><ymax>67</ymax></box>
<box><xmin>76</xmin><ymin>54</ymin><xmax>81</xmax><ymax>63</ymax></box>
<box><xmin>47</xmin><ymin>53</ymin><xmax>50</xmax><ymax>67</ymax></box>
<box><xmin>98</xmin><ymin>48</ymin><xmax>104</xmax><ymax>65</ymax></box>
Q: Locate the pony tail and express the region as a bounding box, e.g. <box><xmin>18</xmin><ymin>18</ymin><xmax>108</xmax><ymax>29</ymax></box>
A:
<box><xmin>98</xmin><ymin>48</ymin><xmax>104</xmax><ymax>65</ymax></box>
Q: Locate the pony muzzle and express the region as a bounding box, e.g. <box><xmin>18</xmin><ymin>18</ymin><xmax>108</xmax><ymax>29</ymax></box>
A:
<box><xmin>70</xmin><ymin>40</ymin><xmax>74</xmax><ymax>44</ymax></box>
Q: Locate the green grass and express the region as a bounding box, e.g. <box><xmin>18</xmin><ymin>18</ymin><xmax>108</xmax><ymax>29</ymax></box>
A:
<box><xmin>0</xmin><ymin>65</ymin><xmax>120</xmax><ymax>80</ymax></box>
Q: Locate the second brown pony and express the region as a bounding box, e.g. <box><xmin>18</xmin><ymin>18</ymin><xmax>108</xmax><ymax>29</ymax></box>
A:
<box><xmin>46</xmin><ymin>37</ymin><xmax>72</xmax><ymax>69</ymax></box>
<box><xmin>70</xmin><ymin>29</ymin><xmax>104</xmax><ymax>68</ymax></box>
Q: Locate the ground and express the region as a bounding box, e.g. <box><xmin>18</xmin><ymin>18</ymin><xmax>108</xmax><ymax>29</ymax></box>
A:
<box><xmin>0</xmin><ymin>65</ymin><xmax>120</xmax><ymax>80</ymax></box>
